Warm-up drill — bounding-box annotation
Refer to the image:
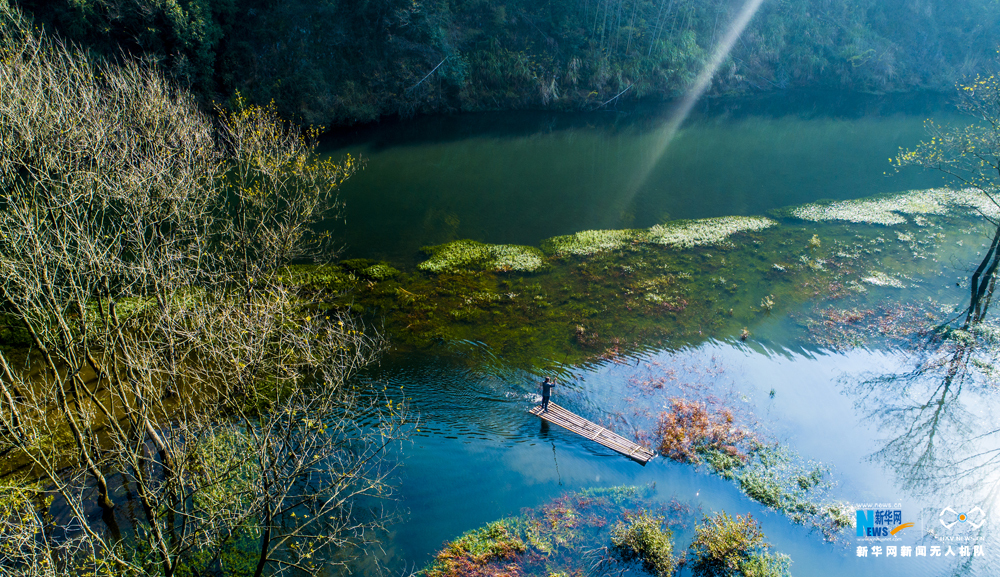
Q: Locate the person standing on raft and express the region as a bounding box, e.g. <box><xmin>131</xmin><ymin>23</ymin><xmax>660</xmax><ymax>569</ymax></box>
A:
<box><xmin>540</xmin><ymin>377</ymin><xmax>556</xmax><ymax>412</ymax></box>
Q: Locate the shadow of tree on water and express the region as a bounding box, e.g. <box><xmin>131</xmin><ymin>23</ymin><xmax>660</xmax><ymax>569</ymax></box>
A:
<box><xmin>852</xmin><ymin>236</ymin><xmax>1000</xmax><ymax>505</ymax></box>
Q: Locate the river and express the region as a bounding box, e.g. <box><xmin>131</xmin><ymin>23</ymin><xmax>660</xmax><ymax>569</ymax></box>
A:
<box><xmin>321</xmin><ymin>91</ymin><xmax>1000</xmax><ymax>576</ymax></box>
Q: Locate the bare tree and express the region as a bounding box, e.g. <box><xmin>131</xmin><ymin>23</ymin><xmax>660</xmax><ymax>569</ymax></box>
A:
<box><xmin>860</xmin><ymin>72</ymin><xmax>1000</xmax><ymax>502</ymax></box>
<box><xmin>895</xmin><ymin>71</ymin><xmax>1000</xmax><ymax>328</ymax></box>
<box><xmin>0</xmin><ymin>4</ymin><xmax>405</xmax><ymax>576</ymax></box>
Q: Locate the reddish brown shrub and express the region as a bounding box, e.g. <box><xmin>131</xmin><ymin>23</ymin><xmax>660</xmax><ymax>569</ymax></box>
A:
<box><xmin>653</xmin><ymin>399</ymin><xmax>752</xmax><ymax>463</ymax></box>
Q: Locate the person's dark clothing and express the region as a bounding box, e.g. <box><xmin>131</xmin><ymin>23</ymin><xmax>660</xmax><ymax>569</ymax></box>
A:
<box><xmin>541</xmin><ymin>380</ymin><xmax>556</xmax><ymax>411</ymax></box>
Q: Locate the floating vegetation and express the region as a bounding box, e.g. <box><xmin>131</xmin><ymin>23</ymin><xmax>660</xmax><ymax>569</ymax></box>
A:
<box><xmin>542</xmin><ymin>216</ymin><xmax>776</xmax><ymax>257</ymax></box>
<box><xmin>279</xmin><ymin>264</ymin><xmax>358</xmax><ymax>290</ymax></box>
<box><xmin>731</xmin><ymin>443</ymin><xmax>849</xmax><ymax>538</ymax></box>
<box><xmin>418</xmin><ymin>240</ymin><xmax>545</xmax><ymax>273</ymax></box>
<box><xmin>862</xmin><ymin>271</ymin><xmax>906</xmax><ymax>288</ymax></box>
<box><xmin>339</xmin><ymin>258</ymin><xmax>401</xmax><ymax>281</ymax></box>
<box><xmin>463</xmin><ymin>291</ymin><xmax>502</xmax><ymax>305</ymax></box>
<box><xmin>821</xmin><ymin>502</ymin><xmax>856</xmax><ymax>533</ymax></box>
<box><xmin>790</xmin><ymin>187</ymin><xmax>1000</xmax><ymax>225</ymax></box>
<box><xmin>791</xmin><ymin>189</ymin><xmax>949</xmax><ymax>225</ymax></box>
<box><xmin>645</xmin><ymin>216</ymin><xmax>777</xmax><ymax>249</ymax></box>
<box><xmin>422</xmin><ymin>487</ymin><xmax>796</xmax><ymax>577</ymax></box>
<box><xmin>542</xmin><ymin>228</ymin><xmax>643</xmax><ymax>256</ymax></box>
<box><xmin>716</xmin><ymin>440</ymin><xmax>847</xmax><ymax>538</ymax></box>
<box><xmin>653</xmin><ymin>398</ymin><xmax>756</xmax><ymax>465</ymax></box>
<box><xmin>261</xmin><ymin>185</ymin><xmax>987</xmax><ymax>367</ymax></box>
<box><xmin>608</xmin><ymin>513</ymin><xmax>677</xmax><ymax>577</ymax></box>
<box><xmin>422</xmin><ymin>520</ymin><xmax>527</xmax><ymax>577</ymax></box>
<box><xmin>799</xmin><ymin>303</ymin><xmax>937</xmax><ymax>351</ymax></box>
<box><xmin>359</xmin><ymin>263</ymin><xmax>399</xmax><ymax>280</ymax></box>
<box><xmin>623</xmin><ymin>360</ymin><xmax>851</xmax><ymax>540</ymax></box>
<box><xmin>688</xmin><ymin>513</ymin><xmax>792</xmax><ymax>577</ymax></box>
<box><xmin>632</xmin><ymin>275</ymin><xmax>689</xmax><ymax>311</ymax></box>
<box><xmin>420</xmin><ymin>485</ymin><xmax>694</xmax><ymax>577</ymax></box>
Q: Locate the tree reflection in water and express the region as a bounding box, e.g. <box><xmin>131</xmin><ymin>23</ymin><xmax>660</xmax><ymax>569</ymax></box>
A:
<box><xmin>880</xmin><ymin>64</ymin><xmax>1000</xmax><ymax>510</ymax></box>
<box><xmin>854</xmin><ymin>240</ymin><xmax>1000</xmax><ymax>505</ymax></box>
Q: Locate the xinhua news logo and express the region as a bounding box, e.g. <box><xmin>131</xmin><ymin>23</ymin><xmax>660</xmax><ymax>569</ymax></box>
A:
<box><xmin>857</xmin><ymin>509</ymin><xmax>914</xmax><ymax>538</ymax></box>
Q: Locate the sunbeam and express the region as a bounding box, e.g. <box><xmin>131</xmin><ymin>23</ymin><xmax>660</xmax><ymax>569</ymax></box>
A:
<box><xmin>622</xmin><ymin>0</ymin><xmax>768</xmax><ymax>206</ymax></box>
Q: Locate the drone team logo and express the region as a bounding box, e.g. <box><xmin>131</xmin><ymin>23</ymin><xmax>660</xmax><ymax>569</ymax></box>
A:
<box><xmin>940</xmin><ymin>506</ymin><xmax>987</xmax><ymax>530</ymax></box>
<box><xmin>854</xmin><ymin>503</ymin><xmax>992</xmax><ymax>560</ymax></box>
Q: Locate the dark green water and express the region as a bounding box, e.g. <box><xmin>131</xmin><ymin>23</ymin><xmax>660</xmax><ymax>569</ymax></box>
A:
<box><xmin>320</xmin><ymin>92</ymin><xmax>1000</xmax><ymax>576</ymax></box>
<box><xmin>325</xmin><ymin>92</ymin><xmax>953</xmax><ymax>265</ymax></box>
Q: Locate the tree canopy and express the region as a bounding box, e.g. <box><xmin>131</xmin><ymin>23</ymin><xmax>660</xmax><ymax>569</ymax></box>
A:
<box><xmin>15</xmin><ymin>0</ymin><xmax>1000</xmax><ymax>126</ymax></box>
<box><xmin>0</xmin><ymin>4</ymin><xmax>402</xmax><ymax>575</ymax></box>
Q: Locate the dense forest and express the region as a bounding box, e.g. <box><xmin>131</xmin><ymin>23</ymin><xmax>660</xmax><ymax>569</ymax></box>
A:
<box><xmin>18</xmin><ymin>0</ymin><xmax>1000</xmax><ymax>126</ymax></box>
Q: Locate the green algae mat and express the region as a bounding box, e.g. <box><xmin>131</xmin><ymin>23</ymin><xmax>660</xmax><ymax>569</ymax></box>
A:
<box><xmin>289</xmin><ymin>187</ymin><xmax>987</xmax><ymax>369</ymax></box>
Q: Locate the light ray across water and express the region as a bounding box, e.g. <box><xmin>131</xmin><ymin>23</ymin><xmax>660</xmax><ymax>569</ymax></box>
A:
<box><xmin>625</xmin><ymin>0</ymin><xmax>768</xmax><ymax>199</ymax></box>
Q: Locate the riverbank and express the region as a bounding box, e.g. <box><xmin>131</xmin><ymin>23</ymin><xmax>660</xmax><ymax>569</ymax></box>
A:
<box><xmin>19</xmin><ymin>0</ymin><xmax>1000</xmax><ymax>127</ymax></box>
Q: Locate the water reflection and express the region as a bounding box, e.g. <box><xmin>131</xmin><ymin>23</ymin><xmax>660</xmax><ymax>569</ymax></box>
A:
<box><xmin>855</xmin><ymin>336</ymin><xmax>1000</xmax><ymax>498</ymax></box>
<box><xmin>323</xmin><ymin>94</ymin><xmax>955</xmax><ymax>264</ymax></box>
<box><xmin>853</xmin><ymin>252</ymin><xmax>1000</xmax><ymax>506</ymax></box>
<box><xmin>347</xmin><ymin>332</ymin><xmax>1000</xmax><ymax>576</ymax></box>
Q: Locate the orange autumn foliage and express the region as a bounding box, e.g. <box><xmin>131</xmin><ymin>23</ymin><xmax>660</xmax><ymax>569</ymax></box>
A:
<box><xmin>654</xmin><ymin>398</ymin><xmax>753</xmax><ymax>463</ymax></box>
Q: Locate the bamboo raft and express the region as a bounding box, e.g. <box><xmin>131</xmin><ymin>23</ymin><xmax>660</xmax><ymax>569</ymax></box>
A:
<box><xmin>529</xmin><ymin>402</ymin><xmax>657</xmax><ymax>464</ymax></box>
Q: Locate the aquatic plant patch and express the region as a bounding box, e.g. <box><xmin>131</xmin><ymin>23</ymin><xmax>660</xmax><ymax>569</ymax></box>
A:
<box><xmin>653</xmin><ymin>398</ymin><xmax>756</xmax><ymax>464</ymax></box>
<box><xmin>794</xmin><ymin>300</ymin><xmax>940</xmax><ymax>351</ymax></box>
<box><xmin>789</xmin><ymin>187</ymin><xmax>1000</xmax><ymax>226</ymax></box>
<box><xmin>608</xmin><ymin>513</ymin><xmax>678</xmax><ymax>577</ymax></box>
<box><xmin>654</xmin><ymin>407</ymin><xmax>847</xmax><ymax>538</ymax></box>
<box><xmin>614</xmin><ymin>359</ymin><xmax>853</xmax><ymax>540</ymax></box>
<box><xmin>421</xmin><ymin>520</ymin><xmax>527</xmax><ymax>577</ymax></box>
<box><xmin>645</xmin><ymin>216</ymin><xmax>777</xmax><ymax>249</ymax></box>
<box><xmin>340</xmin><ymin>258</ymin><xmax>402</xmax><ymax>280</ymax></box>
<box><xmin>542</xmin><ymin>217</ymin><xmax>777</xmax><ymax>258</ymax></box>
<box><xmin>541</xmin><ymin>228</ymin><xmax>644</xmax><ymax>256</ymax></box>
<box><xmin>790</xmin><ymin>190</ymin><xmax>945</xmax><ymax>225</ymax></box>
<box><xmin>732</xmin><ymin>443</ymin><xmax>853</xmax><ymax>539</ymax></box>
<box><xmin>421</xmin><ymin>486</ymin><xmax>800</xmax><ymax>577</ymax></box>
<box><xmin>279</xmin><ymin>264</ymin><xmax>360</xmax><ymax>291</ymax></box>
<box><xmin>419</xmin><ymin>240</ymin><xmax>546</xmax><ymax>273</ymax></box>
<box><xmin>275</xmin><ymin>187</ymin><xmax>987</xmax><ymax>368</ymax></box>
<box><xmin>862</xmin><ymin>270</ymin><xmax>907</xmax><ymax>288</ymax></box>
<box><xmin>420</xmin><ymin>486</ymin><xmax>692</xmax><ymax>577</ymax></box>
<box><xmin>692</xmin><ymin>433</ymin><xmax>850</xmax><ymax>539</ymax></box>
<box><xmin>688</xmin><ymin>513</ymin><xmax>791</xmax><ymax>577</ymax></box>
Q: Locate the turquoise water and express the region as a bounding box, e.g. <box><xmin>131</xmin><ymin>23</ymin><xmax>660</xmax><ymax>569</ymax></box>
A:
<box><xmin>323</xmin><ymin>92</ymin><xmax>1000</xmax><ymax>575</ymax></box>
<box><xmin>359</xmin><ymin>343</ymin><xmax>1000</xmax><ymax>576</ymax></box>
